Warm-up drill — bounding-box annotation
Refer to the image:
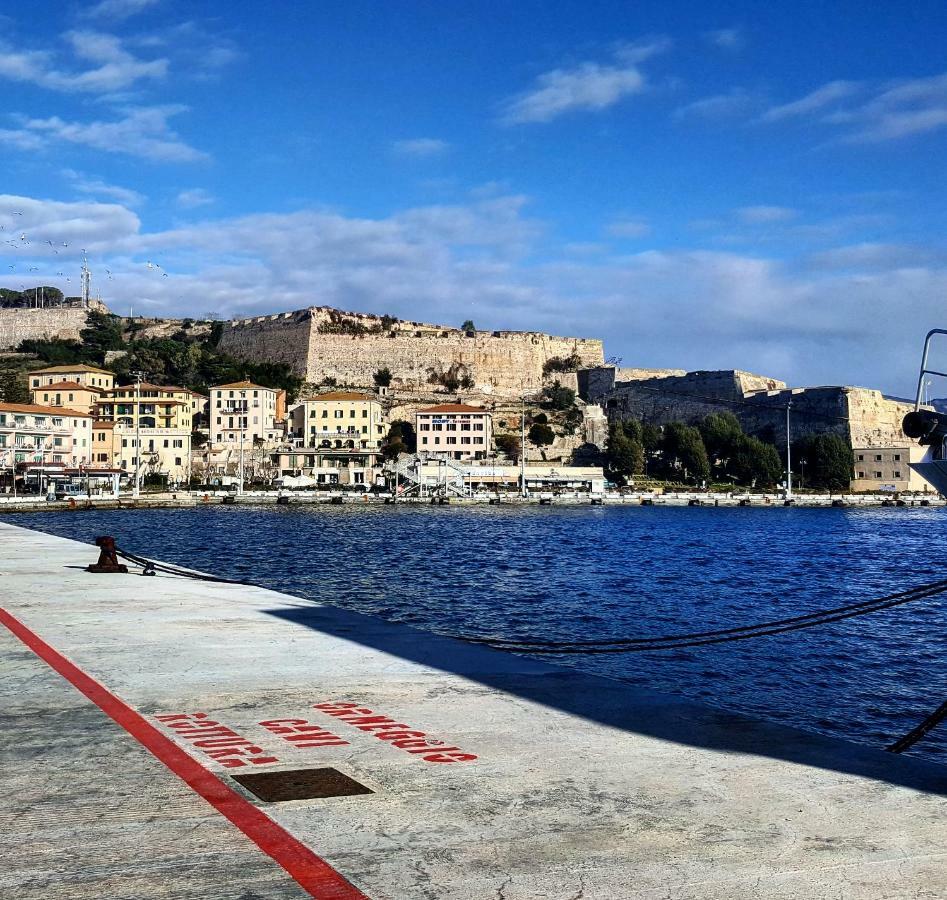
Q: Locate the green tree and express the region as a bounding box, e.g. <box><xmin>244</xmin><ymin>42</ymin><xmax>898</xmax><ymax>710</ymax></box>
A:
<box><xmin>795</xmin><ymin>433</ymin><xmax>854</xmax><ymax>491</ymax></box>
<box><xmin>461</xmin><ymin>320</ymin><xmax>476</xmax><ymax>332</ymax></box>
<box><xmin>373</xmin><ymin>367</ymin><xmax>392</xmax><ymax>388</ymax></box>
<box><xmin>699</xmin><ymin>411</ymin><xmax>743</xmax><ymax>460</ymax></box>
<box><xmin>606</xmin><ymin>422</ymin><xmax>644</xmax><ymax>483</ymax></box>
<box><xmin>727</xmin><ymin>435</ymin><xmax>783</xmax><ymax>487</ymax></box>
<box><xmin>528</xmin><ymin>422</ymin><xmax>555</xmax><ymax>447</ymax></box>
<box><xmin>544</xmin><ymin>381</ymin><xmax>576</xmax><ymax>410</ymax></box>
<box><xmin>662</xmin><ymin>422</ymin><xmax>710</xmax><ymax>483</ymax></box>
<box><xmin>0</xmin><ymin>368</ymin><xmax>29</xmax><ymax>403</ymax></box>
<box><xmin>79</xmin><ymin>311</ymin><xmax>124</xmax><ymax>363</ymax></box>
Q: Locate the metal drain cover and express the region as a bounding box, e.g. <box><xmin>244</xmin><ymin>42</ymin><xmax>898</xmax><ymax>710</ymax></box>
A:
<box><xmin>232</xmin><ymin>767</ymin><xmax>373</xmax><ymax>802</ymax></box>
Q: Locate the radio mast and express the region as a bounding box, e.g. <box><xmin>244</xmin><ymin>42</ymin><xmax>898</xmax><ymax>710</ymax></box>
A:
<box><xmin>80</xmin><ymin>252</ymin><xmax>92</xmax><ymax>308</ymax></box>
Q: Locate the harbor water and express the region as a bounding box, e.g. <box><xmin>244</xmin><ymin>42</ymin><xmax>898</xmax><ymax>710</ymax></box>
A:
<box><xmin>7</xmin><ymin>504</ymin><xmax>946</xmax><ymax>760</ymax></box>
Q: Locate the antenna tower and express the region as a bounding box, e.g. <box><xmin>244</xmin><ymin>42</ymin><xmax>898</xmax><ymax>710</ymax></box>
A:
<box><xmin>80</xmin><ymin>252</ymin><xmax>92</xmax><ymax>308</ymax></box>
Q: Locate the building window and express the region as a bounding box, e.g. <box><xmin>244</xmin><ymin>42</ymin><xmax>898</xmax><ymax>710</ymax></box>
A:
<box><xmin>857</xmin><ymin>471</ymin><xmax>865</xmax><ymax>478</ymax></box>
<box><xmin>857</xmin><ymin>454</ymin><xmax>864</xmax><ymax>461</ymax></box>
<box><xmin>446</xmin><ymin>436</ymin><xmax>456</xmax><ymax>445</ymax></box>
<box><xmin>422</xmin><ymin>437</ymin><xmax>428</xmax><ymax>445</ymax></box>
<box><xmin>893</xmin><ymin>454</ymin><xmax>901</xmax><ymax>461</ymax></box>
<box><xmin>875</xmin><ymin>454</ymin><xmax>882</xmax><ymax>462</ymax></box>
<box><xmin>874</xmin><ymin>471</ymin><xmax>883</xmax><ymax>478</ymax></box>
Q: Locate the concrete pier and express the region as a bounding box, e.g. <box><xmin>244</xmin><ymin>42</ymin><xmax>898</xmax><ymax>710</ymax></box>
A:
<box><xmin>1</xmin><ymin>521</ymin><xmax>945</xmax><ymax>899</ymax></box>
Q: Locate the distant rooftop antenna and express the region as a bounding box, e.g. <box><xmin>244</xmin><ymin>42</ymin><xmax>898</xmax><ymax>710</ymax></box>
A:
<box><xmin>80</xmin><ymin>252</ymin><xmax>92</xmax><ymax>308</ymax></box>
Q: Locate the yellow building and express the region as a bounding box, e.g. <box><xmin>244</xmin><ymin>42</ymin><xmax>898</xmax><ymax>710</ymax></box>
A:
<box><xmin>288</xmin><ymin>391</ymin><xmax>386</xmax><ymax>449</ymax></box>
<box><xmin>96</xmin><ymin>383</ymin><xmax>194</xmax><ymax>430</ymax></box>
<box><xmin>28</xmin><ymin>364</ymin><xmax>115</xmax><ymax>392</ymax></box>
<box><xmin>31</xmin><ymin>380</ymin><xmax>104</xmax><ymax>416</ymax></box>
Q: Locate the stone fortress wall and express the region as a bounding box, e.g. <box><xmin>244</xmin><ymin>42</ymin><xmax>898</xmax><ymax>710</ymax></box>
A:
<box><xmin>0</xmin><ymin>307</ymin><xmax>90</xmax><ymax>349</ymax></box>
<box><xmin>218</xmin><ymin>306</ymin><xmax>604</xmax><ymax>397</ymax></box>
<box><xmin>582</xmin><ymin>366</ymin><xmax>917</xmax><ymax>450</ymax></box>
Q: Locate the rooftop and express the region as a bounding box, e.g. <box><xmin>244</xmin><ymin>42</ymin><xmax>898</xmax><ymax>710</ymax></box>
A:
<box><xmin>212</xmin><ymin>380</ymin><xmax>276</xmax><ymax>391</ymax></box>
<box><xmin>0</xmin><ymin>401</ymin><xmax>91</xmax><ymax>417</ymax></box>
<box><xmin>417</xmin><ymin>403</ymin><xmax>488</xmax><ymax>414</ymax></box>
<box><xmin>32</xmin><ymin>380</ymin><xmax>104</xmax><ymax>393</ymax></box>
<box><xmin>311</xmin><ymin>391</ymin><xmax>376</xmax><ymax>402</ymax></box>
<box><xmin>28</xmin><ymin>364</ymin><xmax>113</xmax><ymax>375</ymax></box>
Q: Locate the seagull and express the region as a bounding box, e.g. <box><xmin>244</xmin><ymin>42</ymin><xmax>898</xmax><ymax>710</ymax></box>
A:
<box><xmin>56</xmin><ymin>271</ymin><xmax>63</xmax><ymax>276</ymax></box>
<box><xmin>162</xmin><ymin>272</ymin><xmax>168</xmax><ymax>277</ymax></box>
<box><xmin>19</xmin><ymin>233</ymin><xmax>27</xmax><ymax>241</ymax></box>
<box><xmin>13</xmin><ymin>211</ymin><xmax>23</xmax><ymax>216</ymax></box>
<box><xmin>7</xmin><ymin>264</ymin><xmax>14</xmax><ymax>270</ymax></box>
<box><xmin>146</xmin><ymin>261</ymin><xmax>155</xmax><ymax>269</ymax></box>
<box><xmin>28</xmin><ymin>265</ymin><xmax>38</xmax><ymax>272</ymax></box>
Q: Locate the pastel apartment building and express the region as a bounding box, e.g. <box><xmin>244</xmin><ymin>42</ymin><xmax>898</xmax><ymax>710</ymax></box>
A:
<box><xmin>415</xmin><ymin>404</ymin><xmax>492</xmax><ymax>461</ymax></box>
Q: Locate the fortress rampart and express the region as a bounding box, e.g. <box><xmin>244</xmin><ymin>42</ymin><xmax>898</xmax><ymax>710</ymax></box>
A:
<box><xmin>584</xmin><ymin>365</ymin><xmax>916</xmax><ymax>449</ymax></box>
<box><xmin>0</xmin><ymin>307</ymin><xmax>90</xmax><ymax>349</ymax></box>
<box><xmin>218</xmin><ymin>307</ymin><xmax>604</xmax><ymax>395</ymax></box>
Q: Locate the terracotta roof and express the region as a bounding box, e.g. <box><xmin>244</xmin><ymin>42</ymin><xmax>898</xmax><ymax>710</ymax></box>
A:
<box><xmin>110</xmin><ymin>382</ymin><xmax>189</xmax><ymax>394</ymax></box>
<box><xmin>313</xmin><ymin>391</ymin><xmax>376</xmax><ymax>402</ymax></box>
<box><xmin>93</xmin><ymin>421</ymin><xmax>116</xmax><ymax>429</ymax></box>
<box><xmin>0</xmin><ymin>402</ymin><xmax>91</xmax><ymax>417</ymax></box>
<box><xmin>28</xmin><ymin>364</ymin><xmax>112</xmax><ymax>375</ymax></box>
<box><xmin>33</xmin><ymin>381</ymin><xmax>104</xmax><ymax>393</ymax></box>
<box><xmin>417</xmin><ymin>404</ymin><xmax>488</xmax><ymax>414</ymax></box>
<box><xmin>212</xmin><ymin>380</ymin><xmax>274</xmax><ymax>391</ymax></box>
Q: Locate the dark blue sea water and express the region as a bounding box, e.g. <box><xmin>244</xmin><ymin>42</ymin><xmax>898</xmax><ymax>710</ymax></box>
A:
<box><xmin>6</xmin><ymin>504</ymin><xmax>946</xmax><ymax>760</ymax></box>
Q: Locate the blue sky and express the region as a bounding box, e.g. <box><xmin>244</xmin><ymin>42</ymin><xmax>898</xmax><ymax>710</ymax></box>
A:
<box><xmin>2</xmin><ymin>0</ymin><xmax>947</xmax><ymax>395</ymax></box>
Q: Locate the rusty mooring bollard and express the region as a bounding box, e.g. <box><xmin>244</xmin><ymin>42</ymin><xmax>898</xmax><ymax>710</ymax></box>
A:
<box><xmin>87</xmin><ymin>535</ymin><xmax>128</xmax><ymax>574</ymax></box>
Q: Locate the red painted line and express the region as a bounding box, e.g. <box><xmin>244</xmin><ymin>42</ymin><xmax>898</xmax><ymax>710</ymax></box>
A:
<box><xmin>0</xmin><ymin>607</ymin><xmax>370</xmax><ymax>900</ymax></box>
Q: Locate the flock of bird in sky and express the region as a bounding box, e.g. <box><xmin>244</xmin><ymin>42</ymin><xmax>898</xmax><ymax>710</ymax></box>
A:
<box><xmin>1</xmin><ymin>209</ymin><xmax>167</xmax><ymax>292</ymax></box>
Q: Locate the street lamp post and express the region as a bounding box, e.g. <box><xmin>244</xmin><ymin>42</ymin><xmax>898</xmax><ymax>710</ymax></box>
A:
<box><xmin>785</xmin><ymin>399</ymin><xmax>792</xmax><ymax>500</ymax></box>
<box><xmin>131</xmin><ymin>371</ymin><xmax>144</xmax><ymax>498</ymax></box>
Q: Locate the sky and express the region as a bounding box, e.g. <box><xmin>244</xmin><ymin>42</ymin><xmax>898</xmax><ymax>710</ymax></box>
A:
<box><xmin>2</xmin><ymin>0</ymin><xmax>947</xmax><ymax>396</ymax></box>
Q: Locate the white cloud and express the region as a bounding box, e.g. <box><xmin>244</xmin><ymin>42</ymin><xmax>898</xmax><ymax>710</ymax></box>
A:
<box><xmin>176</xmin><ymin>188</ymin><xmax>215</xmax><ymax>209</ymax></box>
<box><xmin>832</xmin><ymin>72</ymin><xmax>947</xmax><ymax>141</ymax></box>
<box><xmin>606</xmin><ymin>218</ymin><xmax>650</xmax><ymax>239</ymax></box>
<box><xmin>0</xmin><ymin>31</ymin><xmax>167</xmax><ymax>94</ymax></box>
<box><xmin>704</xmin><ymin>28</ymin><xmax>744</xmax><ymax>51</ymax></box>
<box><xmin>760</xmin><ymin>73</ymin><xmax>947</xmax><ymax>141</ymax></box>
<box><xmin>62</xmin><ymin>169</ymin><xmax>145</xmax><ymax>207</ymax></box>
<box><xmin>760</xmin><ymin>80</ymin><xmax>862</xmax><ymax>122</ymax></box>
<box><xmin>736</xmin><ymin>205</ymin><xmax>798</xmax><ymax>224</ymax></box>
<box><xmin>1</xmin><ymin>191</ymin><xmax>943</xmax><ymax>394</ymax></box>
<box><xmin>82</xmin><ymin>0</ymin><xmax>160</xmax><ymax>20</ymax></box>
<box><xmin>392</xmin><ymin>138</ymin><xmax>450</xmax><ymax>157</ymax></box>
<box><xmin>1</xmin><ymin>105</ymin><xmax>206</xmax><ymax>163</ymax></box>
<box><xmin>499</xmin><ymin>40</ymin><xmax>669</xmax><ymax>125</ymax></box>
<box><xmin>674</xmin><ymin>88</ymin><xmax>758</xmax><ymax>120</ymax></box>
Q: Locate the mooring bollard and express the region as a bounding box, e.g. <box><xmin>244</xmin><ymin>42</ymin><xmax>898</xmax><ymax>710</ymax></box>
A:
<box><xmin>87</xmin><ymin>535</ymin><xmax>128</xmax><ymax>574</ymax></box>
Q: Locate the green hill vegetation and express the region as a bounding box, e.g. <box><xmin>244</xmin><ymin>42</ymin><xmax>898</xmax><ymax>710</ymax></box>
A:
<box><xmin>9</xmin><ymin>311</ymin><xmax>303</xmax><ymax>400</ymax></box>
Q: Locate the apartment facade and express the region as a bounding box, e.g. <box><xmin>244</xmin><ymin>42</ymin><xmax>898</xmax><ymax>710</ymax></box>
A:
<box><xmin>289</xmin><ymin>392</ymin><xmax>386</xmax><ymax>449</ymax></box>
<box><xmin>28</xmin><ymin>364</ymin><xmax>115</xmax><ymax>392</ymax></box>
<box><xmin>0</xmin><ymin>403</ymin><xmax>93</xmax><ymax>490</ymax></box>
<box><xmin>209</xmin><ymin>381</ymin><xmax>283</xmax><ymax>445</ymax></box>
<box><xmin>91</xmin><ymin>420</ymin><xmax>191</xmax><ymax>485</ymax></box>
<box><xmin>277</xmin><ymin>391</ymin><xmax>387</xmax><ymax>486</ymax></box>
<box><xmin>851</xmin><ymin>445</ymin><xmax>932</xmax><ymax>493</ymax></box>
<box><xmin>96</xmin><ymin>383</ymin><xmax>194</xmax><ymax>430</ymax></box>
<box><xmin>31</xmin><ymin>380</ymin><xmax>104</xmax><ymax>415</ymax></box>
<box><xmin>415</xmin><ymin>404</ymin><xmax>492</xmax><ymax>461</ymax></box>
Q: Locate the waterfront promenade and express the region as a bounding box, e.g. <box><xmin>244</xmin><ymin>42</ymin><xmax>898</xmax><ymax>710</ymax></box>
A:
<box><xmin>1</xmin><ymin>522</ymin><xmax>946</xmax><ymax>899</ymax></box>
